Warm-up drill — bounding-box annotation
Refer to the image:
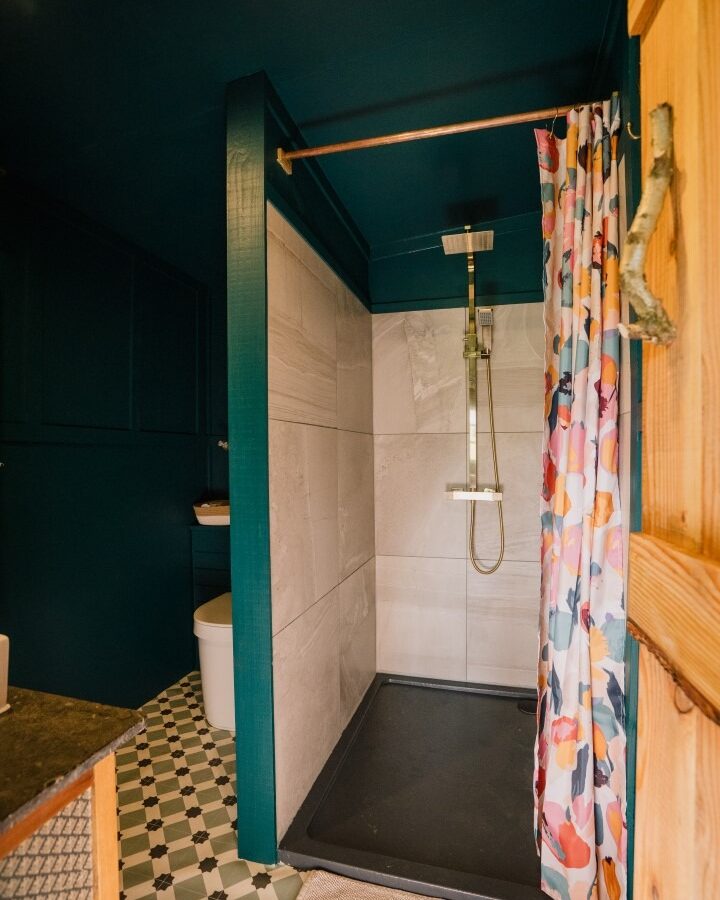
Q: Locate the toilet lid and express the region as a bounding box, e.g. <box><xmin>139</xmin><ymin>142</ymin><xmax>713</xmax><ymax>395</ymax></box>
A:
<box><xmin>194</xmin><ymin>592</ymin><xmax>232</xmax><ymax>628</ymax></box>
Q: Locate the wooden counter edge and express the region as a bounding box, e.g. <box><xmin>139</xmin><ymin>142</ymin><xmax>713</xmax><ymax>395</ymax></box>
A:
<box><xmin>0</xmin><ymin>753</ymin><xmax>120</xmax><ymax>900</ymax></box>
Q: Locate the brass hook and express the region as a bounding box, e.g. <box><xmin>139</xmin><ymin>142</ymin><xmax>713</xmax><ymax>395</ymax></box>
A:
<box><xmin>549</xmin><ymin>106</ymin><xmax>559</xmax><ymax>138</ymax></box>
<box><xmin>626</xmin><ymin>121</ymin><xmax>641</xmax><ymax>141</ymax></box>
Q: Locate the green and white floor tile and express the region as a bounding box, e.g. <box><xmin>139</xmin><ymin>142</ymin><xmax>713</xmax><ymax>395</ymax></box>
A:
<box><xmin>117</xmin><ymin>671</ymin><xmax>306</xmax><ymax>900</ymax></box>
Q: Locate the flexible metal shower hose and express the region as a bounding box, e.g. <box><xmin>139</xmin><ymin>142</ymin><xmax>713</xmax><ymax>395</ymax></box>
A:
<box><xmin>469</xmin><ymin>354</ymin><xmax>505</xmax><ymax>575</ymax></box>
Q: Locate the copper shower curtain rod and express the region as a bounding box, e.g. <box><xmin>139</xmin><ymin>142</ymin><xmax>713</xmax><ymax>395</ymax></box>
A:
<box><xmin>276</xmin><ymin>102</ymin><xmax>581</xmax><ymax>174</ymax></box>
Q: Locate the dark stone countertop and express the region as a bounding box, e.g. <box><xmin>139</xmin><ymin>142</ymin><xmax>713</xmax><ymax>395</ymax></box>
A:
<box><xmin>0</xmin><ymin>686</ymin><xmax>144</xmax><ymax>835</ymax></box>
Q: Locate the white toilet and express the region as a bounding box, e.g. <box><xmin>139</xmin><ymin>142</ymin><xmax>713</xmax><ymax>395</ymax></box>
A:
<box><xmin>193</xmin><ymin>592</ymin><xmax>235</xmax><ymax>731</ymax></box>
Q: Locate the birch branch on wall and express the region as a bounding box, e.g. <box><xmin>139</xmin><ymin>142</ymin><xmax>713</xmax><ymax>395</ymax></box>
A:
<box><xmin>619</xmin><ymin>103</ymin><xmax>677</xmax><ymax>345</ymax></box>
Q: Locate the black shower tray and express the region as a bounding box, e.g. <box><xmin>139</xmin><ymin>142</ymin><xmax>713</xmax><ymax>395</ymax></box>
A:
<box><xmin>279</xmin><ymin>673</ymin><xmax>545</xmax><ymax>900</ymax></box>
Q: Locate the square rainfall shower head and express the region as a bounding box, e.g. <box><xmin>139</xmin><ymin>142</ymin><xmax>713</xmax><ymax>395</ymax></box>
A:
<box><xmin>441</xmin><ymin>229</ymin><xmax>494</xmax><ymax>255</ymax></box>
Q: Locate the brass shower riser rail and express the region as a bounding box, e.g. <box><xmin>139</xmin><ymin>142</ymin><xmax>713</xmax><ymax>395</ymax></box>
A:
<box><xmin>276</xmin><ymin>102</ymin><xmax>581</xmax><ymax>174</ymax></box>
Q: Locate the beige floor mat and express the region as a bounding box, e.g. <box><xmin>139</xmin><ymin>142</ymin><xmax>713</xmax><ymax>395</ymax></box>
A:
<box><xmin>297</xmin><ymin>870</ymin><xmax>441</xmax><ymax>900</ymax></box>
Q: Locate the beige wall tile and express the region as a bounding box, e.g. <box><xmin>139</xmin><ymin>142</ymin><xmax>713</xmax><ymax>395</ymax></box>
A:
<box><xmin>338</xmin><ymin>430</ymin><xmax>375</xmax><ymax>579</ymax></box>
<box><xmin>273</xmin><ymin>588</ymin><xmax>341</xmax><ymax>840</ymax></box>
<box><xmin>337</xmin><ymin>289</ymin><xmax>373</xmax><ymax>434</ymax></box>
<box><xmin>374</xmin><ymin>433</ymin><xmax>467</xmax><ymax>558</ymax></box>
<box><xmin>372</xmin><ymin>309</ymin><xmax>466</xmax><ymax>435</ymax></box>
<box><xmin>268</xmin><ymin>231</ymin><xmax>337</xmax><ymax>428</ymax></box>
<box><xmin>469</xmin><ymin>432</ymin><xmax>542</xmax><ymax>562</ymax></box>
<box><xmin>267</xmin><ymin>202</ymin><xmax>341</xmax><ymax>297</ymax></box>
<box><xmin>269</xmin><ymin>420</ymin><xmax>338</xmax><ymax>635</ymax></box>
<box><xmin>376</xmin><ymin>556</ymin><xmax>466</xmax><ymax>680</ymax></box>
<box><xmin>339</xmin><ymin>558</ymin><xmax>376</xmax><ymax>722</ymax></box>
<box><xmin>466</xmin><ymin>560</ymin><xmax>539</xmax><ymax>687</ymax></box>
<box><xmin>481</xmin><ymin>303</ymin><xmax>545</xmax><ymax>433</ymax></box>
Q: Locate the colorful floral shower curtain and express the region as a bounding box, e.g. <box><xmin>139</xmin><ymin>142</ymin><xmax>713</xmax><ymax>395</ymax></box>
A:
<box><xmin>534</xmin><ymin>96</ymin><xmax>627</xmax><ymax>900</ymax></box>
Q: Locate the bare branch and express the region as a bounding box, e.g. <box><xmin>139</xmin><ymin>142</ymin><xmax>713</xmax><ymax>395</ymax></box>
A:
<box><xmin>619</xmin><ymin>103</ymin><xmax>677</xmax><ymax>345</ymax></box>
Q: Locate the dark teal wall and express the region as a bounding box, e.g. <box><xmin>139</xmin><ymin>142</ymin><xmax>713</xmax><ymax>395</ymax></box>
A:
<box><xmin>0</xmin><ymin>180</ymin><xmax>210</xmax><ymax>708</ymax></box>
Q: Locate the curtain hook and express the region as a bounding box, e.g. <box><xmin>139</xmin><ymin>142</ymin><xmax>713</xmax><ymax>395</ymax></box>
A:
<box><xmin>550</xmin><ymin>106</ymin><xmax>559</xmax><ymax>138</ymax></box>
<box><xmin>626</xmin><ymin>121</ymin><xmax>641</xmax><ymax>141</ymax></box>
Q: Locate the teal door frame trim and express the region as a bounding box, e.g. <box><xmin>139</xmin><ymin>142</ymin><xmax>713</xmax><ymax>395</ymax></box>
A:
<box><xmin>620</xmin><ymin>33</ymin><xmax>642</xmax><ymax>899</ymax></box>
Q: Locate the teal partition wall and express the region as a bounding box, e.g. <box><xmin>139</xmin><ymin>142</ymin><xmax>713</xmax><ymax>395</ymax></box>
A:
<box><xmin>225</xmin><ymin>69</ymin><xmax>376</xmax><ymax>863</ymax></box>
<box><xmin>226</xmin><ymin>73</ymin><xmax>276</xmax><ymax>864</ymax></box>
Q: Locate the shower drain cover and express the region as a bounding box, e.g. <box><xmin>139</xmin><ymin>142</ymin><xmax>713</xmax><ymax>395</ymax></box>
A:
<box><xmin>517</xmin><ymin>699</ymin><xmax>536</xmax><ymax>716</ymax></box>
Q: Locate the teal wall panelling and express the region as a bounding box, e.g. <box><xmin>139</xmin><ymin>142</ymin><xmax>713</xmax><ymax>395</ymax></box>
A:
<box><xmin>190</xmin><ymin>525</ymin><xmax>231</xmax><ymax>610</ymax></box>
<box><xmin>0</xmin><ymin>0</ymin><xmax>626</xmax><ymax>472</ymax></box>
<box><xmin>225</xmin><ymin>72</ymin><xmax>277</xmax><ymax>864</ymax></box>
<box><xmin>0</xmin><ymin>180</ymin><xmax>210</xmax><ymax>709</ymax></box>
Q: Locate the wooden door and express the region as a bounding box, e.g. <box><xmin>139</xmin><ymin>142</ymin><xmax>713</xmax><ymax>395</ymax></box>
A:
<box><xmin>627</xmin><ymin>0</ymin><xmax>720</xmax><ymax>896</ymax></box>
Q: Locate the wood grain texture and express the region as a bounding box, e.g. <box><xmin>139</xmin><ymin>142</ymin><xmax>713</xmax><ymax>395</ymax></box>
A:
<box><xmin>91</xmin><ymin>753</ymin><xmax>118</xmax><ymax>900</ymax></box>
<box><xmin>630</xmin><ymin>0</ymin><xmax>720</xmax><ymax>895</ymax></box>
<box><xmin>628</xmin><ymin>0</ymin><xmax>661</xmax><ymax>35</ymax></box>
<box><xmin>700</xmin><ymin>0</ymin><xmax>720</xmax><ymax>559</ymax></box>
<box><xmin>0</xmin><ymin>770</ymin><xmax>92</xmax><ymax>859</ymax></box>
<box><xmin>634</xmin><ymin>649</ymin><xmax>720</xmax><ymax>898</ymax></box>
<box><xmin>633</xmin><ymin>0</ymin><xmax>720</xmax><ymax>697</ymax></box>
<box><xmin>639</xmin><ymin>0</ymin><xmax>703</xmax><ymax>553</ymax></box>
<box><xmin>628</xmin><ymin>533</ymin><xmax>720</xmax><ymax>718</ymax></box>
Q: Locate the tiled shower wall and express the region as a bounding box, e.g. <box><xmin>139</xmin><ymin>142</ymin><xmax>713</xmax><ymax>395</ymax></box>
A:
<box><xmin>266</xmin><ymin>205</ymin><xmax>375</xmax><ymax>840</ymax></box>
<box><xmin>373</xmin><ymin>304</ymin><xmax>545</xmax><ymax>687</ymax></box>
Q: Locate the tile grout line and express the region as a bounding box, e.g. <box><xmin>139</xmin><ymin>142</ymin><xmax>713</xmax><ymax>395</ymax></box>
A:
<box><xmin>271</xmin><ymin>554</ymin><xmax>376</xmax><ymax>640</ymax></box>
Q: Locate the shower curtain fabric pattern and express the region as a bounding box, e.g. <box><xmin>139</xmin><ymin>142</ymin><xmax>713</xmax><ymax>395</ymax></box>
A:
<box><xmin>534</xmin><ymin>96</ymin><xmax>627</xmax><ymax>900</ymax></box>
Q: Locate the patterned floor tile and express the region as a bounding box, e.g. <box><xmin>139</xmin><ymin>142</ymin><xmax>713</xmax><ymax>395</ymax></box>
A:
<box><xmin>118</xmin><ymin>671</ymin><xmax>307</xmax><ymax>900</ymax></box>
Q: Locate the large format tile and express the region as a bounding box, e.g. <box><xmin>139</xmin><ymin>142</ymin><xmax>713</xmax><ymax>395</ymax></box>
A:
<box><xmin>480</xmin><ymin>303</ymin><xmax>545</xmax><ymax>433</ymax></box>
<box><xmin>372</xmin><ymin>304</ymin><xmax>544</xmax><ymax>436</ymax></box>
<box><xmin>372</xmin><ymin>309</ymin><xmax>466</xmax><ymax>435</ymax></box>
<box><xmin>337</xmin><ymin>288</ymin><xmax>373</xmax><ymax>434</ymax></box>
<box><xmin>273</xmin><ymin>589</ymin><xmax>341</xmax><ymax>840</ymax></box>
<box><xmin>376</xmin><ymin>556</ymin><xmax>466</xmax><ymax>681</ymax></box>
<box><xmin>269</xmin><ymin>421</ymin><xmax>338</xmax><ymax>634</ymax></box>
<box><xmin>339</xmin><ymin>558</ymin><xmax>376</xmax><ymax>722</ymax></box>
<box><xmin>338</xmin><ymin>430</ymin><xmax>375</xmax><ymax>579</ymax></box>
<box><xmin>469</xmin><ymin>432</ymin><xmax>542</xmax><ymax>562</ymax></box>
<box><xmin>374</xmin><ymin>433</ymin><xmax>467</xmax><ymax>558</ymax></box>
<box><xmin>267</xmin><ymin>203</ymin><xmax>340</xmax><ymax>297</ymax></box>
<box><xmin>466</xmin><ymin>560</ymin><xmax>540</xmax><ymax>687</ymax></box>
<box><xmin>267</xmin><ymin>231</ymin><xmax>337</xmax><ymax>427</ymax></box>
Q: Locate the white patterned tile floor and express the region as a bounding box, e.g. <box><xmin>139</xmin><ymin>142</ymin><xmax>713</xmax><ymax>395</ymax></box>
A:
<box><xmin>117</xmin><ymin>671</ymin><xmax>306</xmax><ymax>900</ymax></box>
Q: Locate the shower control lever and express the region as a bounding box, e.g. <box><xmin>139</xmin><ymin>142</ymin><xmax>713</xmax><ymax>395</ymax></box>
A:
<box><xmin>446</xmin><ymin>488</ymin><xmax>503</xmax><ymax>502</ymax></box>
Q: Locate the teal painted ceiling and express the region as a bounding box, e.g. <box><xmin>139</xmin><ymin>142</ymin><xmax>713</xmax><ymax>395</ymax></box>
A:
<box><xmin>0</xmin><ymin>0</ymin><xmax>623</xmax><ymax>287</ymax></box>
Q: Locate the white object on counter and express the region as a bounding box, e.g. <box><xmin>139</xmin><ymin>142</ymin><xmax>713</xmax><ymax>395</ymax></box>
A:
<box><xmin>193</xmin><ymin>594</ymin><xmax>235</xmax><ymax>730</ymax></box>
<box><xmin>193</xmin><ymin>501</ymin><xmax>230</xmax><ymax>526</ymax></box>
<box><xmin>0</xmin><ymin>634</ymin><xmax>9</xmax><ymax>715</ymax></box>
